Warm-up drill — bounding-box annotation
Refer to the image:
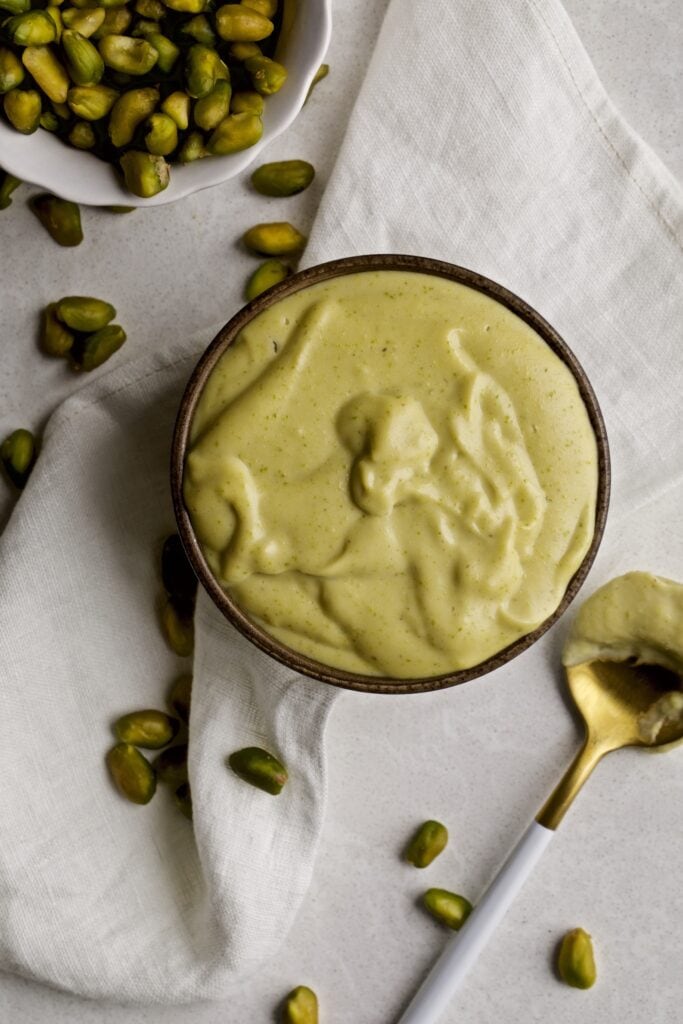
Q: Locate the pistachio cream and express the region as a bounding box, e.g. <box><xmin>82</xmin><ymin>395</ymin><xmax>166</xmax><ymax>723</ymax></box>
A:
<box><xmin>184</xmin><ymin>270</ymin><xmax>599</xmax><ymax>677</ymax></box>
<box><xmin>563</xmin><ymin>572</ymin><xmax>683</xmax><ymax>743</ymax></box>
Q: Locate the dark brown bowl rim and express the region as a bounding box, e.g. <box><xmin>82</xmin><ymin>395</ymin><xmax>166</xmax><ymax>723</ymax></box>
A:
<box><xmin>171</xmin><ymin>254</ymin><xmax>610</xmax><ymax>694</ymax></box>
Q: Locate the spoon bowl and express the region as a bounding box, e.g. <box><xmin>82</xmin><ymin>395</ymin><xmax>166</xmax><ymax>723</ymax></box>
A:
<box><xmin>538</xmin><ymin>658</ymin><xmax>683</xmax><ymax>830</ymax></box>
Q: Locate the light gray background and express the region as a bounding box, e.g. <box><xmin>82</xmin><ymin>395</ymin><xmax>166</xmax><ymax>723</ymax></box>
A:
<box><xmin>1</xmin><ymin>0</ymin><xmax>681</xmax><ymax>1020</ymax></box>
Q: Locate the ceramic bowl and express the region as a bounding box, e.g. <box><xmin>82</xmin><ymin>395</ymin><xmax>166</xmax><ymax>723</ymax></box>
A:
<box><xmin>171</xmin><ymin>254</ymin><xmax>610</xmax><ymax>693</ymax></box>
<box><xmin>0</xmin><ymin>0</ymin><xmax>331</xmax><ymax>207</ymax></box>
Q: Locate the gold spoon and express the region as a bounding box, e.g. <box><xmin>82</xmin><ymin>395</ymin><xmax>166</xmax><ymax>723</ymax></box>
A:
<box><xmin>398</xmin><ymin>659</ymin><xmax>683</xmax><ymax>1024</ymax></box>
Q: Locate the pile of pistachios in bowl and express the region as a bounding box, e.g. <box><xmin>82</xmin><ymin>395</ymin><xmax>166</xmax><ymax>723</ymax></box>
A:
<box><xmin>0</xmin><ymin>0</ymin><xmax>286</xmax><ymax>197</ymax></box>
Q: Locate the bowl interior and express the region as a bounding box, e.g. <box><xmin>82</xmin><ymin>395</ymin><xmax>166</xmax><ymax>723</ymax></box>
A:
<box><xmin>0</xmin><ymin>0</ymin><xmax>331</xmax><ymax>207</ymax></box>
<box><xmin>172</xmin><ymin>254</ymin><xmax>610</xmax><ymax>693</ymax></box>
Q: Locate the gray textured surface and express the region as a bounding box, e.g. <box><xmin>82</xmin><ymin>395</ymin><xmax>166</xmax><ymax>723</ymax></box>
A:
<box><xmin>1</xmin><ymin>1</ymin><xmax>681</xmax><ymax>1021</ymax></box>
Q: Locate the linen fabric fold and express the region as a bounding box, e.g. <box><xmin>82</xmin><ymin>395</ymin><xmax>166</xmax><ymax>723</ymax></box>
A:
<box><xmin>1</xmin><ymin>0</ymin><xmax>682</xmax><ymax>1004</ymax></box>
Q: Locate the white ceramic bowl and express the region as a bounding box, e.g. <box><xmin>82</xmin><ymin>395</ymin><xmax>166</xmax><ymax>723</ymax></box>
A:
<box><xmin>0</xmin><ymin>0</ymin><xmax>331</xmax><ymax>207</ymax></box>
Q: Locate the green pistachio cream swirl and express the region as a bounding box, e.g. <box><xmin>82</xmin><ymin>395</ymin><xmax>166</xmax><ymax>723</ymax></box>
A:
<box><xmin>184</xmin><ymin>270</ymin><xmax>599</xmax><ymax>678</ymax></box>
<box><xmin>0</xmin><ymin>0</ymin><xmax>287</xmax><ymax>197</ymax></box>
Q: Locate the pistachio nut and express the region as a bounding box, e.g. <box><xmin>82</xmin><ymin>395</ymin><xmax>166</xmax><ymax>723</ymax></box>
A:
<box><xmin>106</xmin><ymin>742</ymin><xmax>156</xmax><ymax>804</ymax></box>
<box><xmin>161</xmin><ymin>0</ymin><xmax>206</xmax><ymax>12</ymax></box>
<box><xmin>282</xmin><ymin>986</ymin><xmax>318</xmax><ymax>1024</ymax></box>
<box><xmin>108</xmin><ymin>86</ymin><xmax>158</xmax><ymax>146</ymax></box>
<box><xmin>245</xmin><ymin>258</ymin><xmax>289</xmax><ymax>302</ymax></box>
<box><xmin>30</xmin><ymin>195</ymin><xmax>83</xmax><ymax>246</ymax></box>
<box><xmin>0</xmin><ymin>46</ymin><xmax>25</xmax><ymax>93</ymax></box>
<box><xmin>251</xmin><ymin>160</ymin><xmax>314</xmax><ymax>197</ymax></box>
<box><xmin>556</xmin><ymin>928</ymin><xmax>597</xmax><ymax>989</ymax></box>
<box><xmin>228</xmin><ymin>746</ymin><xmax>288</xmax><ymax>795</ymax></box>
<box><xmin>56</xmin><ymin>295</ymin><xmax>115</xmax><ymax>330</ymax></box>
<box><xmin>5</xmin><ymin>10</ymin><xmax>57</xmax><ymax>46</ymax></box>
<box><xmin>1</xmin><ymin>428</ymin><xmax>37</xmax><ymax>489</ymax></box>
<box><xmin>98</xmin><ymin>34</ymin><xmax>158</xmax><ymax>74</ymax></box>
<box><xmin>145</xmin><ymin>111</ymin><xmax>178</xmax><ymax>155</ymax></box>
<box><xmin>160</xmin><ymin>596</ymin><xmax>194</xmax><ymax>655</ymax></box>
<box><xmin>92</xmin><ymin>7</ymin><xmax>131</xmax><ymax>38</ymax></box>
<box><xmin>180</xmin><ymin>14</ymin><xmax>214</xmax><ymax>45</ymax></box>
<box><xmin>114</xmin><ymin>709</ymin><xmax>179</xmax><ymax>749</ymax></box>
<box><xmin>177</xmin><ymin>130</ymin><xmax>206</xmax><ymax>162</ymax></box>
<box><xmin>160</xmin><ymin>89</ymin><xmax>189</xmax><ymax>129</ymax></box>
<box><xmin>228</xmin><ymin>40</ymin><xmax>260</xmax><ymax>60</ymax></box>
<box><xmin>40</xmin><ymin>109</ymin><xmax>59</xmax><ymax>129</ymax></box>
<box><xmin>40</xmin><ymin>302</ymin><xmax>74</xmax><ymax>357</ymax></box>
<box><xmin>61</xmin><ymin>7</ymin><xmax>106</xmax><ymax>37</ymax></box>
<box><xmin>62</xmin><ymin>29</ymin><xmax>104</xmax><ymax>84</ymax></box>
<box><xmin>3</xmin><ymin>88</ymin><xmax>41</xmax><ymax>133</ymax></box>
<box><xmin>242</xmin><ymin>221</ymin><xmax>306</xmax><ymax>256</ymax></box>
<box><xmin>135</xmin><ymin>0</ymin><xmax>164</xmax><ymax>17</ymax></box>
<box><xmin>71</xmin><ymin>324</ymin><xmax>126</xmax><ymax>370</ymax></box>
<box><xmin>423</xmin><ymin>889</ymin><xmax>472</xmax><ymax>930</ymax></box>
<box><xmin>193</xmin><ymin>78</ymin><xmax>231</xmax><ymax>131</ymax></box>
<box><xmin>215</xmin><ymin>4</ymin><xmax>274</xmax><ymax>42</ymax></box>
<box><xmin>168</xmin><ymin>673</ymin><xmax>192</xmax><ymax>723</ymax></box>
<box><xmin>145</xmin><ymin>31</ymin><xmax>179</xmax><ymax>72</ymax></box>
<box><xmin>405</xmin><ymin>820</ymin><xmax>449</xmax><ymax>869</ymax></box>
<box><xmin>244</xmin><ymin>53</ymin><xmax>286</xmax><ymax>95</ymax></box>
<box><xmin>206</xmin><ymin>111</ymin><xmax>262</xmax><ymax>154</ymax></box>
<box><xmin>69</xmin><ymin>119</ymin><xmax>96</xmax><ymax>147</ymax></box>
<box><xmin>153</xmin><ymin>742</ymin><xmax>189</xmax><ymax>785</ymax></box>
<box><xmin>67</xmin><ymin>82</ymin><xmax>118</xmax><ymax>120</ymax></box>
<box><xmin>44</xmin><ymin>5</ymin><xmax>63</xmax><ymax>41</ymax></box>
<box><xmin>21</xmin><ymin>45</ymin><xmax>69</xmax><ymax>103</ymax></box>
<box><xmin>185</xmin><ymin>43</ymin><xmax>229</xmax><ymax>99</ymax></box>
<box><xmin>0</xmin><ymin>0</ymin><xmax>30</xmax><ymax>13</ymax></box>
<box><xmin>241</xmin><ymin>0</ymin><xmax>277</xmax><ymax>16</ymax></box>
<box><xmin>174</xmin><ymin>781</ymin><xmax>193</xmax><ymax>820</ymax></box>
<box><xmin>230</xmin><ymin>89</ymin><xmax>263</xmax><ymax>115</ymax></box>
<box><xmin>0</xmin><ymin>170</ymin><xmax>22</xmax><ymax>210</ymax></box>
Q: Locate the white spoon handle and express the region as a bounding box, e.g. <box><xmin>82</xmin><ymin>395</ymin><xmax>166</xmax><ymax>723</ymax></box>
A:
<box><xmin>397</xmin><ymin>821</ymin><xmax>554</xmax><ymax>1024</ymax></box>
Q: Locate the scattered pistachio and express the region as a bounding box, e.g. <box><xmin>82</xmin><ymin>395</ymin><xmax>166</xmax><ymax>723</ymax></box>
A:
<box><xmin>228</xmin><ymin>746</ymin><xmax>288</xmax><ymax>795</ymax></box>
<box><xmin>168</xmin><ymin>672</ymin><xmax>192</xmax><ymax>723</ymax></box>
<box><xmin>70</xmin><ymin>324</ymin><xmax>127</xmax><ymax>370</ymax></box>
<box><xmin>243</xmin><ymin>222</ymin><xmax>306</xmax><ymax>256</ymax></box>
<box><xmin>1</xmin><ymin>428</ymin><xmax>37</xmax><ymax>489</ymax></box>
<box><xmin>282</xmin><ymin>986</ymin><xmax>318</xmax><ymax>1024</ymax></box>
<box><xmin>405</xmin><ymin>820</ymin><xmax>448</xmax><ymax>868</ymax></box>
<box><xmin>556</xmin><ymin>928</ymin><xmax>597</xmax><ymax>989</ymax></box>
<box><xmin>106</xmin><ymin>742</ymin><xmax>157</xmax><ymax>804</ymax></box>
<box><xmin>154</xmin><ymin>742</ymin><xmax>189</xmax><ymax>785</ymax></box>
<box><xmin>305</xmin><ymin>62</ymin><xmax>328</xmax><ymax>102</ymax></box>
<box><xmin>174</xmin><ymin>781</ymin><xmax>193</xmax><ymax>819</ymax></box>
<box><xmin>423</xmin><ymin>889</ymin><xmax>472</xmax><ymax>930</ymax></box>
<box><xmin>0</xmin><ymin>170</ymin><xmax>22</xmax><ymax>210</ymax></box>
<box><xmin>29</xmin><ymin>194</ymin><xmax>83</xmax><ymax>246</ymax></box>
<box><xmin>250</xmin><ymin>160</ymin><xmax>315</xmax><ymax>197</ymax></box>
<box><xmin>114</xmin><ymin>709</ymin><xmax>179</xmax><ymax>748</ymax></box>
<box><xmin>161</xmin><ymin>597</ymin><xmax>194</xmax><ymax>656</ymax></box>
<box><xmin>245</xmin><ymin>258</ymin><xmax>289</xmax><ymax>301</ymax></box>
<box><xmin>40</xmin><ymin>302</ymin><xmax>74</xmax><ymax>356</ymax></box>
<box><xmin>56</xmin><ymin>295</ymin><xmax>115</xmax><ymax>330</ymax></box>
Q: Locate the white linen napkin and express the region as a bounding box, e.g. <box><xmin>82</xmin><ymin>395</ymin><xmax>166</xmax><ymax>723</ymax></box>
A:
<box><xmin>1</xmin><ymin>0</ymin><xmax>681</xmax><ymax>1005</ymax></box>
